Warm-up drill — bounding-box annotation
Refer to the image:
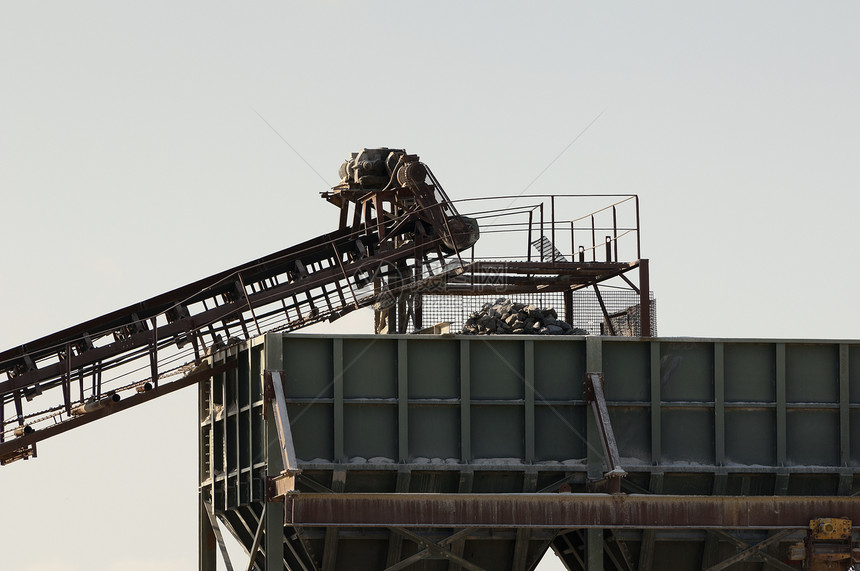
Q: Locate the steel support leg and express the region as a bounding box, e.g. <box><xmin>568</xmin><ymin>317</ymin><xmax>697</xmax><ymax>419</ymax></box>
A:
<box><xmin>264</xmin><ymin>343</ymin><xmax>286</xmax><ymax>571</ymax></box>
<box><xmin>202</xmin><ymin>500</ymin><xmax>235</xmax><ymax>571</ymax></box>
<box><xmin>264</xmin><ymin>501</ymin><xmax>284</xmax><ymax>570</ymax></box>
<box><xmin>639</xmin><ymin>259</ymin><xmax>651</xmax><ymax>337</ymax></box>
<box><xmin>199</xmin><ymin>494</ymin><xmax>218</xmax><ymax>571</ymax></box>
<box><xmin>586</xmin><ymin>529</ymin><xmax>604</xmax><ymax>571</ymax></box>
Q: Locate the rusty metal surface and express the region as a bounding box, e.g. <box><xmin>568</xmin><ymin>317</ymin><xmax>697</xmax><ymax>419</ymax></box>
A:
<box><xmin>203</xmin><ymin>333</ymin><xmax>858</xmax><ymax>569</ymax></box>
<box><xmin>2</xmin><ymin>149</ymin><xmax>651</xmax><ymax>470</ymax></box>
<box><xmin>283</xmin><ymin>493</ymin><xmax>860</xmax><ymax>529</ymax></box>
<box><xmin>267</xmin><ymin>474</ymin><xmax>296</xmax><ymax>501</ymax></box>
<box><xmin>1</xmin><ymin>150</ymin><xmax>480</xmax><ymax>455</ymax></box>
<box><xmin>0</xmin><ymin>360</ymin><xmax>235</xmax><ymax>459</ymax></box>
<box><xmin>2</xmin><ymin>224</ymin><xmax>647</xmax><ymax>459</ymax></box>
<box><xmin>445</xmin><ymin>260</ymin><xmax>641</xmax><ymax>293</ymax></box>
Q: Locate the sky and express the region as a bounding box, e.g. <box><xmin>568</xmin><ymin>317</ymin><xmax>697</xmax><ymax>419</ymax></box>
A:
<box><xmin>1</xmin><ymin>2</ymin><xmax>858</xmax><ymax>569</ymax></box>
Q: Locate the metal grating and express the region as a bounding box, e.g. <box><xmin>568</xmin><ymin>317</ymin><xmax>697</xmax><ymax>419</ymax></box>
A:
<box><xmin>421</xmin><ymin>288</ymin><xmax>656</xmax><ymax>336</ymax></box>
<box><xmin>530</xmin><ymin>236</ymin><xmax>569</xmax><ymax>262</ymax></box>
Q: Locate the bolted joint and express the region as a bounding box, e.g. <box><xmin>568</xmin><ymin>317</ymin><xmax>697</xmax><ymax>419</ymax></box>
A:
<box><xmin>267</xmin><ymin>470</ymin><xmax>301</xmax><ymax>501</ymax></box>
<box><xmin>263</xmin><ymin>370</ymin><xmax>285</xmax><ymax>403</ymax></box>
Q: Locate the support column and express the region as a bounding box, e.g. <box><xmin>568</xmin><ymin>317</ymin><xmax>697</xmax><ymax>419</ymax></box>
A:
<box><xmin>586</xmin><ymin>337</ymin><xmax>604</xmax><ymax>481</ymax></box>
<box><xmin>714</xmin><ymin>343</ymin><xmax>725</xmax><ymax>466</ymax></box>
<box><xmin>638</xmin><ymin>472</ymin><xmax>663</xmax><ymax>571</ymax></box>
<box><xmin>770</xmin><ymin>345</ymin><xmax>790</xmax><ymax>571</ymax></box>
<box><xmin>639</xmin><ymin>259</ymin><xmax>651</xmax><ymax>337</ymax></box>
<box><xmin>650</xmin><ymin>341</ymin><xmax>661</xmax><ymax>465</ymax></box>
<box><xmin>460</xmin><ymin>340</ymin><xmax>471</xmax><ymax>463</ymax></box>
<box><xmin>701</xmin><ymin>472</ymin><xmax>729</xmax><ymax>568</ymax></box>
<box><xmin>512</xmin><ymin>528</ymin><xmax>532</xmax><ymax>571</ymax></box>
<box><xmin>386</xmin><ymin>468</ymin><xmax>412</xmax><ymax>568</ymax></box>
<box><xmin>563</xmin><ymin>288</ymin><xmax>573</xmax><ymax>327</ymax></box>
<box><xmin>398</xmin><ymin>340</ymin><xmax>409</xmax><ymax>463</ymax></box>
<box><xmin>641</xmin><ymin>343</ymin><xmax>662</xmax><ymax>571</ymax></box>
<box><xmin>839</xmin><ymin>344</ymin><xmax>850</xmax><ymax>467</ymax></box>
<box><xmin>264</xmin><ymin>335</ymin><xmax>285</xmax><ymax>570</ymax></box>
<box><xmin>525</xmin><ymin>340</ymin><xmax>535</xmax><ymax>464</ymax></box>
<box><xmin>585</xmin><ymin>336</ymin><xmax>604</xmax><ymax>571</ymax></box>
<box><xmin>587</xmin><ymin>529</ymin><xmax>604</xmax><ymax>571</ymax></box>
<box><xmin>447</xmin><ymin>469</ymin><xmax>474</xmax><ymax>569</ymax></box>
<box><xmin>199</xmin><ymin>494</ymin><xmax>217</xmax><ymax>571</ymax></box>
<box><xmin>334</xmin><ymin>339</ymin><xmax>345</xmax><ymax>463</ymax></box>
<box><xmin>776</xmin><ymin>343</ymin><xmax>787</xmax><ymax>469</ymax></box>
<box><xmin>199</xmin><ymin>359</ymin><xmax>217</xmax><ymax>571</ymax></box>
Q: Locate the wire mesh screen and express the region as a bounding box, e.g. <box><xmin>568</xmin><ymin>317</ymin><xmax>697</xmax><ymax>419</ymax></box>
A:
<box><xmin>421</xmin><ymin>289</ymin><xmax>656</xmax><ymax>336</ymax></box>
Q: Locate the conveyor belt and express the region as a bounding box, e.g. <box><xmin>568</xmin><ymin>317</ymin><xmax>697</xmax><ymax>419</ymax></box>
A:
<box><xmin>0</xmin><ymin>152</ymin><xmax>651</xmax><ymax>466</ymax></box>
<box><xmin>0</xmin><ymin>154</ymin><xmax>473</xmax><ymax>462</ymax></box>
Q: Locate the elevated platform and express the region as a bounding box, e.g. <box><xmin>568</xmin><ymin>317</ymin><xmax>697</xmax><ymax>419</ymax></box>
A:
<box><xmin>199</xmin><ymin>334</ymin><xmax>860</xmax><ymax>570</ymax></box>
<box><xmin>450</xmin><ymin>261</ymin><xmax>641</xmax><ymax>294</ymax></box>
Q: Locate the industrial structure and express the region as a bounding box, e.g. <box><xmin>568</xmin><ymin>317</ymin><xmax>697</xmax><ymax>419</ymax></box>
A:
<box><xmin>1</xmin><ymin>149</ymin><xmax>858</xmax><ymax>569</ymax></box>
<box><xmin>202</xmin><ymin>334</ymin><xmax>860</xmax><ymax>570</ymax></box>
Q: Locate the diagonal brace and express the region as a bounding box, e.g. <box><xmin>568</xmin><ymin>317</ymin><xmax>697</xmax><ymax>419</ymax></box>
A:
<box><xmin>203</xmin><ymin>500</ymin><xmax>235</xmax><ymax>571</ymax></box>
<box><xmin>585</xmin><ymin>372</ymin><xmax>627</xmax><ymax>492</ymax></box>
<box><xmin>245</xmin><ymin>504</ymin><xmax>266</xmax><ymax>571</ymax></box>
<box><xmin>384</xmin><ymin>527</ymin><xmax>484</xmax><ymax>571</ymax></box>
<box><xmin>704</xmin><ymin>529</ymin><xmax>797</xmax><ymax>571</ymax></box>
<box><xmin>264</xmin><ymin>370</ymin><xmax>301</xmax><ymax>497</ymax></box>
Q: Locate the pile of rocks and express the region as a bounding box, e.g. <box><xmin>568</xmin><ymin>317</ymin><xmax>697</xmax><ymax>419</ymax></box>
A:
<box><xmin>461</xmin><ymin>298</ymin><xmax>588</xmax><ymax>336</ymax></box>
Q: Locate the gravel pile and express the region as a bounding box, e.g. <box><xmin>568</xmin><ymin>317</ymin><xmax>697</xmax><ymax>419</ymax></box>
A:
<box><xmin>461</xmin><ymin>298</ymin><xmax>588</xmax><ymax>336</ymax></box>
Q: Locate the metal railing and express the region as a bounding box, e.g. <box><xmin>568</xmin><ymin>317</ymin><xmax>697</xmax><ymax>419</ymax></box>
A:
<box><xmin>453</xmin><ymin>194</ymin><xmax>641</xmax><ymax>264</ymax></box>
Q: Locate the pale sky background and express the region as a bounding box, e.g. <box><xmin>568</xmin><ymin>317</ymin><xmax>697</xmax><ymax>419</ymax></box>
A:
<box><xmin>1</xmin><ymin>2</ymin><xmax>858</xmax><ymax>570</ymax></box>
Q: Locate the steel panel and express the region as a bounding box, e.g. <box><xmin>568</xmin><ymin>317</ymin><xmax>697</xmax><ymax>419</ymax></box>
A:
<box><xmin>724</xmin><ymin>343</ymin><xmax>775</xmax><ymax>402</ymax></box>
<box><xmin>850</xmin><ymin>344</ymin><xmax>860</xmax><ymax>402</ymax></box>
<box><xmin>659</xmin><ymin>341</ymin><xmax>714</xmax><ymax>402</ymax></box>
<box><xmin>470</xmin><ymin>339</ymin><xmax>525</xmax><ymax>401</ymax></box>
<box><xmin>602</xmin><ymin>340</ymin><xmax>650</xmax><ymax>401</ymax></box>
<box><xmin>199</xmin><ymin>334</ymin><xmax>860</xmax><ymax>571</ymax></box>
<box><xmin>406</xmin><ymin>339</ymin><xmax>459</xmax><ymax>399</ymax></box>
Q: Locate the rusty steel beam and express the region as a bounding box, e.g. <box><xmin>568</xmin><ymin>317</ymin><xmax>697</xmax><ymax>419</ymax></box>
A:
<box><xmin>283</xmin><ymin>493</ymin><xmax>860</xmax><ymax>530</ymax></box>
<box><xmin>0</xmin><ymin>226</ymin><xmax>360</xmax><ymax>367</ymax></box>
<box><xmin>0</xmin><ymin>235</ymin><xmax>433</xmax><ymax>396</ymax></box>
<box><xmin>439</xmin><ymin>260</ymin><xmax>644</xmax><ymax>298</ymax></box>
<box><xmin>465</xmin><ymin>260</ymin><xmax>638</xmax><ymax>273</ymax></box>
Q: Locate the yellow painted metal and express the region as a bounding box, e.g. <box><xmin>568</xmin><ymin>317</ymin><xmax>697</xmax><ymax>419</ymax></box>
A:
<box><xmin>810</xmin><ymin>517</ymin><xmax>852</xmax><ymax>540</ymax></box>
